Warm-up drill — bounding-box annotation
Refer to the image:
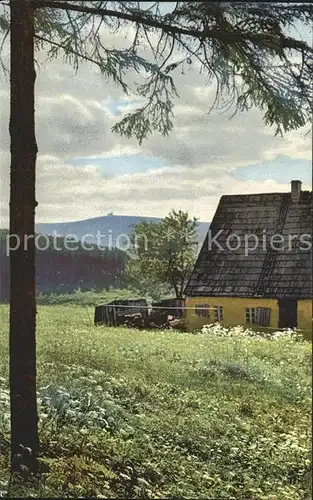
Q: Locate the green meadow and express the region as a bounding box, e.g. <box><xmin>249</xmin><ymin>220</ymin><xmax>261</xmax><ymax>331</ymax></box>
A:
<box><xmin>0</xmin><ymin>304</ymin><xmax>311</xmax><ymax>499</ymax></box>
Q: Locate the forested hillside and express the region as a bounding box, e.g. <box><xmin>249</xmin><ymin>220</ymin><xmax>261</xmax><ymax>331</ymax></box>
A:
<box><xmin>0</xmin><ymin>230</ymin><xmax>129</xmax><ymax>301</ymax></box>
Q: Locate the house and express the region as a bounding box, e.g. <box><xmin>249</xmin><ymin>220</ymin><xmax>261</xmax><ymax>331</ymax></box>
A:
<box><xmin>184</xmin><ymin>181</ymin><xmax>312</xmax><ymax>335</ymax></box>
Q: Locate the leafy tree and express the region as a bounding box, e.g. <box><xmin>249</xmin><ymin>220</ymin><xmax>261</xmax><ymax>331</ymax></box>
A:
<box><xmin>125</xmin><ymin>260</ymin><xmax>172</xmax><ymax>302</ymax></box>
<box><xmin>0</xmin><ymin>0</ymin><xmax>312</xmax><ymax>474</ymax></box>
<box><xmin>128</xmin><ymin>210</ymin><xmax>198</xmax><ymax>299</ymax></box>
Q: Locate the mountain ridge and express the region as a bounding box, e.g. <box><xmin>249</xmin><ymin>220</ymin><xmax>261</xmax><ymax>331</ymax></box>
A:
<box><xmin>36</xmin><ymin>214</ymin><xmax>210</xmax><ymax>248</ymax></box>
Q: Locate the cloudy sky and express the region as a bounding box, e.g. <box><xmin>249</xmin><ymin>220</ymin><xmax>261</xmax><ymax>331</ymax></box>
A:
<box><xmin>0</xmin><ymin>5</ymin><xmax>311</xmax><ymax>226</ymax></box>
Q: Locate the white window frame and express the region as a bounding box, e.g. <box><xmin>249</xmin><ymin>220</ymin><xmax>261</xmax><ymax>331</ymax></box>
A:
<box><xmin>214</xmin><ymin>306</ymin><xmax>224</xmax><ymax>322</ymax></box>
<box><xmin>245</xmin><ymin>307</ymin><xmax>271</xmax><ymax>326</ymax></box>
<box><xmin>245</xmin><ymin>307</ymin><xmax>257</xmax><ymax>324</ymax></box>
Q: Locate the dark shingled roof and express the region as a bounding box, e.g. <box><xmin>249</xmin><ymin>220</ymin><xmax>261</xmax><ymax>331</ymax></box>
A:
<box><xmin>184</xmin><ymin>189</ymin><xmax>313</xmax><ymax>299</ymax></box>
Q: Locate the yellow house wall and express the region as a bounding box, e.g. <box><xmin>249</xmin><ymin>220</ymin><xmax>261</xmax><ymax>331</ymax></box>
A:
<box><xmin>185</xmin><ymin>297</ymin><xmax>278</xmax><ymax>330</ymax></box>
<box><xmin>297</xmin><ymin>299</ymin><xmax>312</xmax><ymax>334</ymax></box>
<box><xmin>185</xmin><ymin>297</ymin><xmax>312</xmax><ymax>338</ymax></box>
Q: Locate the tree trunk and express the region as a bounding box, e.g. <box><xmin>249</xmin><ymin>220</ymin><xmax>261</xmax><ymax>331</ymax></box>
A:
<box><xmin>173</xmin><ymin>282</ymin><xmax>180</xmax><ymax>299</ymax></box>
<box><xmin>9</xmin><ymin>0</ymin><xmax>39</xmax><ymax>474</ymax></box>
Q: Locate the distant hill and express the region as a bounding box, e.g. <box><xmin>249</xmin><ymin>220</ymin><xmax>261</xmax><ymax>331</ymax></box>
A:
<box><xmin>36</xmin><ymin>215</ymin><xmax>210</xmax><ymax>249</ymax></box>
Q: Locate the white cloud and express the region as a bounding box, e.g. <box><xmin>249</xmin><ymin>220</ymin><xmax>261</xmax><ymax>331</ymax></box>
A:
<box><xmin>0</xmin><ymin>15</ymin><xmax>311</xmax><ymax>227</ymax></box>
<box><xmin>1</xmin><ymin>153</ymin><xmax>310</xmax><ymax>227</ymax></box>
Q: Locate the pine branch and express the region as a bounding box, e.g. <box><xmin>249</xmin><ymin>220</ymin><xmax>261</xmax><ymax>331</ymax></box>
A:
<box><xmin>33</xmin><ymin>1</ymin><xmax>313</xmax><ymax>55</ymax></box>
<box><xmin>2</xmin><ymin>0</ymin><xmax>311</xmax><ymax>140</ymax></box>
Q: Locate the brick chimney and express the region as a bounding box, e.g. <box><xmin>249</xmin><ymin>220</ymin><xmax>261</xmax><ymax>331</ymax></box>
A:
<box><xmin>291</xmin><ymin>180</ymin><xmax>301</xmax><ymax>202</ymax></box>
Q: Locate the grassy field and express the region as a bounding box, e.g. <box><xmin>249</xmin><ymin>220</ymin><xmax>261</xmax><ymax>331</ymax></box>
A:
<box><xmin>0</xmin><ymin>304</ymin><xmax>311</xmax><ymax>498</ymax></box>
<box><xmin>36</xmin><ymin>288</ymin><xmax>152</xmax><ymax>306</ymax></box>
<box><xmin>34</xmin><ymin>288</ymin><xmax>172</xmax><ymax>306</ymax></box>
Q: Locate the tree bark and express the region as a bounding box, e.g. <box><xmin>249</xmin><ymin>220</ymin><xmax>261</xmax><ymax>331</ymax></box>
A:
<box><xmin>9</xmin><ymin>0</ymin><xmax>39</xmax><ymax>474</ymax></box>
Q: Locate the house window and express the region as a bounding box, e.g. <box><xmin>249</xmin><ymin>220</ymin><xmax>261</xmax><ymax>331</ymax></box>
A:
<box><xmin>214</xmin><ymin>306</ymin><xmax>224</xmax><ymax>322</ymax></box>
<box><xmin>246</xmin><ymin>308</ymin><xmax>257</xmax><ymax>324</ymax></box>
<box><xmin>256</xmin><ymin>307</ymin><xmax>271</xmax><ymax>327</ymax></box>
<box><xmin>246</xmin><ymin>307</ymin><xmax>271</xmax><ymax>327</ymax></box>
<box><xmin>195</xmin><ymin>304</ymin><xmax>209</xmax><ymax>317</ymax></box>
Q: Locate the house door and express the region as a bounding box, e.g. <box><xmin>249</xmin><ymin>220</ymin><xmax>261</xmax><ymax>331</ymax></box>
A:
<box><xmin>278</xmin><ymin>299</ymin><xmax>297</xmax><ymax>329</ymax></box>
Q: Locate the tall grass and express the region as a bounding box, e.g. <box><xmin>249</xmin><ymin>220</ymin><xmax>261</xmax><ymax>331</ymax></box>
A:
<box><xmin>36</xmin><ymin>288</ymin><xmax>148</xmax><ymax>306</ymax></box>
<box><xmin>0</xmin><ymin>304</ymin><xmax>311</xmax><ymax>498</ymax></box>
